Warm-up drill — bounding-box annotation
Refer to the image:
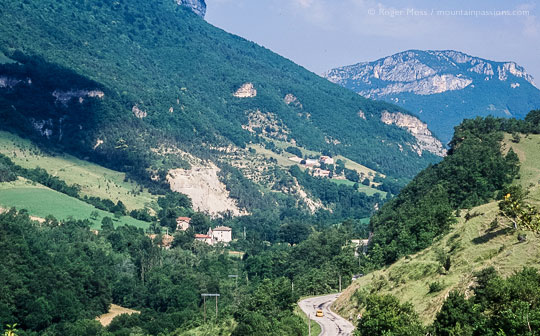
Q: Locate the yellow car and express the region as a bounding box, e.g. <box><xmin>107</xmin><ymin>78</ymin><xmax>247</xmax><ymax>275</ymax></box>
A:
<box><xmin>316</xmin><ymin>309</ymin><xmax>324</xmax><ymax>317</ymax></box>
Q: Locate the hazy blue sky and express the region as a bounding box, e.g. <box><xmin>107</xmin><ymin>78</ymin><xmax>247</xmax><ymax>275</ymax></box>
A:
<box><xmin>206</xmin><ymin>0</ymin><xmax>540</xmax><ymax>82</ymax></box>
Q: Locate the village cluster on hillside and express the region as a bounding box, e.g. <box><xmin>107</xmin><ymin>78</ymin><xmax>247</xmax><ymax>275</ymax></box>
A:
<box><xmin>288</xmin><ymin>154</ymin><xmax>375</xmax><ymax>185</ymax></box>
<box><xmin>148</xmin><ymin>216</ymin><xmax>232</xmax><ymax>249</ymax></box>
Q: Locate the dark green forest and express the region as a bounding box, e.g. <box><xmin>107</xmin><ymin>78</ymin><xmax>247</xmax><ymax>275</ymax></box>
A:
<box><xmin>0</xmin><ymin>209</ymin><xmax>362</xmax><ymax>335</ymax></box>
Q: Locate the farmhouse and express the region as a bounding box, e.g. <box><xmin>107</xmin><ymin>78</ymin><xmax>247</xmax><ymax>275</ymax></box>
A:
<box><xmin>313</xmin><ymin>168</ymin><xmax>331</xmax><ymax>178</ymax></box>
<box><xmin>304</xmin><ymin>159</ymin><xmax>320</xmax><ymax>167</ymax></box>
<box><xmin>195</xmin><ymin>233</ymin><xmax>213</xmax><ymax>245</ymax></box>
<box><xmin>209</xmin><ymin>226</ymin><xmax>233</xmax><ymax>245</ymax></box>
<box><xmin>176</xmin><ymin>217</ymin><xmax>191</xmax><ymax>231</ymax></box>
<box><xmin>320</xmin><ymin>156</ymin><xmax>334</xmax><ymax>165</ymax></box>
<box><xmin>351</xmin><ymin>237</ymin><xmax>371</xmax><ymax>256</ymax></box>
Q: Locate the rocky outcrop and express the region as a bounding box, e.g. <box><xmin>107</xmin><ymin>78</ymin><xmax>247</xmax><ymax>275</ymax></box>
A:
<box><xmin>381</xmin><ymin>111</ymin><xmax>446</xmax><ymax>157</ymax></box>
<box><xmin>176</xmin><ymin>0</ymin><xmax>206</xmax><ymax>18</ymax></box>
<box><xmin>132</xmin><ymin>105</ymin><xmax>147</xmax><ymax>119</ymax></box>
<box><xmin>284</xmin><ymin>93</ymin><xmax>303</xmax><ymax>108</ymax></box>
<box><xmin>167</xmin><ymin>164</ymin><xmax>244</xmax><ymax>217</ymax></box>
<box><xmin>52</xmin><ymin>89</ymin><xmax>104</xmax><ymax>104</ymax></box>
<box><xmin>0</xmin><ymin>76</ymin><xmax>31</xmax><ymax>89</ymax></box>
<box><xmin>233</xmin><ymin>83</ymin><xmax>257</xmax><ymax>98</ymax></box>
<box><xmin>363</xmin><ymin>74</ymin><xmax>472</xmax><ymax>97</ymax></box>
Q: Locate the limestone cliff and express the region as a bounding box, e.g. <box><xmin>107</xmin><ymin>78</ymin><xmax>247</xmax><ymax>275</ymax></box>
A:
<box><xmin>176</xmin><ymin>0</ymin><xmax>206</xmax><ymax>18</ymax></box>
<box><xmin>167</xmin><ymin>163</ymin><xmax>245</xmax><ymax>217</ymax></box>
<box><xmin>381</xmin><ymin>111</ymin><xmax>446</xmax><ymax>157</ymax></box>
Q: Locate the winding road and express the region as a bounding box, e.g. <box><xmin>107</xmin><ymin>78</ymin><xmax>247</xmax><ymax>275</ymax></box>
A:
<box><xmin>298</xmin><ymin>293</ymin><xmax>355</xmax><ymax>336</ymax></box>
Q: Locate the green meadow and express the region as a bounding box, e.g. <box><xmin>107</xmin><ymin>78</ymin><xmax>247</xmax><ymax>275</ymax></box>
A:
<box><xmin>0</xmin><ymin>178</ymin><xmax>149</xmax><ymax>230</ymax></box>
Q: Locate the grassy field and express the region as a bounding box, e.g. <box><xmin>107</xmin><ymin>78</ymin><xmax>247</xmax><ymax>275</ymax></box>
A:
<box><xmin>331</xmin><ymin>179</ymin><xmax>386</xmax><ymax>197</ymax></box>
<box><xmin>0</xmin><ymin>131</ymin><xmax>159</xmax><ymax>211</ymax></box>
<box><xmin>334</xmin><ymin>133</ymin><xmax>540</xmax><ymax>325</ymax></box>
<box><xmin>0</xmin><ymin>178</ymin><xmax>150</xmax><ymax>230</ymax></box>
<box><xmin>504</xmin><ymin>133</ymin><xmax>540</xmax><ymax>204</ymax></box>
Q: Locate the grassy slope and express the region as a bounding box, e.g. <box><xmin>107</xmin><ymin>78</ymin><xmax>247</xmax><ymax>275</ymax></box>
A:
<box><xmin>334</xmin><ymin>133</ymin><xmax>540</xmax><ymax>325</ymax></box>
<box><xmin>0</xmin><ymin>131</ymin><xmax>159</xmax><ymax>211</ymax></box>
<box><xmin>0</xmin><ymin>178</ymin><xmax>149</xmax><ymax>230</ymax></box>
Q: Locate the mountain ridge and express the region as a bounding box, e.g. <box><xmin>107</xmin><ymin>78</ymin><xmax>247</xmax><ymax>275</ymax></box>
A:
<box><xmin>324</xmin><ymin>50</ymin><xmax>540</xmax><ymax>142</ymax></box>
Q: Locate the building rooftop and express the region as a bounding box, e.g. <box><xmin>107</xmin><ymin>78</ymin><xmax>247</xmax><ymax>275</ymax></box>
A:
<box><xmin>213</xmin><ymin>226</ymin><xmax>232</xmax><ymax>231</ymax></box>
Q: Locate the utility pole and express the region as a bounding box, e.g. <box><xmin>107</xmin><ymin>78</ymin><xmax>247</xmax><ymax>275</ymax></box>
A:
<box><xmin>339</xmin><ymin>274</ymin><xmax>342</xmax><ymax>292</ymax></box>
<box><xmin>308</xmin><ymin>313</ymin><xmax>311</xmax><ymax>336</ymax></box>
<box><xmin>201</xmin><ymin>294</ymin><xmax>220</xmax><ymax>321</ymax></box>
<box><xmin>203</xmin><ymin>295</ymin><xmax>206</xmax><ymax>322</ymax></box>
<box><xmin>243</xmin><ymin>226</ymin><xmax>246</xmax><ymax>239</ymax></box>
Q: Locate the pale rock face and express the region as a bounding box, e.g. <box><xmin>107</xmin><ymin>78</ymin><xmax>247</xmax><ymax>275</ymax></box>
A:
<box><xmin>0</xmin><ymin>76</ymin><xmax>29</xmax><ymax>88</ymax></box>
<box><xmin>284</xmin><ymin>93</ymin><xmax>303</xmax><ymax>108</ymax></box>
<box><xmin>468</xmin><ymin>61</ymin><xmax>494</xmax><ymax>76</ymax></box>
<box><xmin>176</xmin><ymin>0</ymin><xmax>206</xmax><ymax>18</ymax></box>
<box><xmin>381</xmin><ymin>111</ymin><xmax>446</xmax><ymax>157</ymax></box>
<box><xmin>93</xmin><ymin>139</ymin><xmax>104</xmax><ymax>150</ymax></box>
<box><xmin>357</xmin><ymin>110</ymin><xmax>366</xmax><ymax>120</ymax></box>
<box><xmin>167</xmin><ymin>163</ymin><xmax>245</xmax><ymax>217</ymax></box>
<box><xmin>132</xmin><ymin>105</ymin><xmax>147</xmax><ymax>119</ymax></box>
<box><xmin>31</xmin><ymin>119</ymin><xmax>54</xmax><ymax>139</ymax></box>
<box><xmin>233</xmin><ymin>83</ymin><xmax>257</xmax><ymax>98</ymax></box>
<box><xmin>52</xmin><ymin>89</ymin><xmax>104</xmax><ymax>104</ymax></box>
<box><xmin>362</xmin><ymin>74</ymin><xmax>472</xmax><ymax>97</ymax></box>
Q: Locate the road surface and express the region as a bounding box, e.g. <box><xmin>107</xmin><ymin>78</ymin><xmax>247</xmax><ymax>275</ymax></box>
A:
<box><xmin>298</xmin><ymin>293</ymin><xmax>355</xmax><ymax>336</ymax></box>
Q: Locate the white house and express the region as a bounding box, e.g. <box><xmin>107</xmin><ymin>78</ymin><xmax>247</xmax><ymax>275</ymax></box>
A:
<box><xmin>209</xmin><ymin>226</ymin><xmax>232</xmax><ymax>245</ymax></box>
<box><xmin>305</xmin><ymin>159</ymin><xmax>320</xmax><ymax>167</ymax></box>
<box><xmin>176</xmin><ymin>217</ymin><xmax>191</xmax><ymax>231</ymax></box>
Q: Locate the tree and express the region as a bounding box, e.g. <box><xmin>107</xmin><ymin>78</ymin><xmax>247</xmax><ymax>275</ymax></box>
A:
<box><xmin>101</xmin><ymin>216</ymin><xmax>114</xmax><ymax>231</ymax></box>
<box><xmin>433</xmin><ymin>291</ymin><xmax>483</xmax><ymax>336</ymax></box>
<box><xmin>278</xmin><ymin>222</ymin><xmax>310</xmax><ymax>245</ymax></box>
<box><xmin>190</xmin><ymin>212</ymin><xmax>211</xmax><ymax>234</ymax></box>
<box><xmin>355</xmin><ymin>294</ymin><xmax>424</xmax><ymax>336</ymax></box>
<box><xmin>90</xmin><ymin>210</ymin><xmax>99</xmax><ymax>220</ymax></box>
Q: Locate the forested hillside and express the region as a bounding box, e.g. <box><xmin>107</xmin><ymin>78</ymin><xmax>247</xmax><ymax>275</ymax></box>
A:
<box><xmin>0</xmin><ymin>208</ymin><xmax>363</xmax><ymax>335</ymax></box>
<box><xmin>334</xmin><ymin>111</ymin><xmax>540</xmax><ymax>335</ymax></box>
<box><xmin>0</xmin><ymin>0</ymin><xmax>439</xmax><ymax>190</ymax></box>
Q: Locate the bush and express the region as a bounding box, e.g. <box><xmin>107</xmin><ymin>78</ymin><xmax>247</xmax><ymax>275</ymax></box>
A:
<box><xmin>429</xmin><ymin>281</ymin><xmax>444</xmax><ymax>293</ymax></box>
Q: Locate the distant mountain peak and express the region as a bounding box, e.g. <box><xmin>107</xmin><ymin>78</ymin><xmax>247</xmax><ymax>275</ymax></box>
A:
<box><xmin>323</xmin><ymin>50</ymin><xmax>537</xmax><ymax>99</ymax></box>
<box><xmin>324</xmin><ymin>50</ymin><xmax>540</xmax><ymax>143</ymax></box>
<box><xmin>176</xmin><ymin>0</ymin><xmax>206</xmax><ymax>18</ymax></box>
